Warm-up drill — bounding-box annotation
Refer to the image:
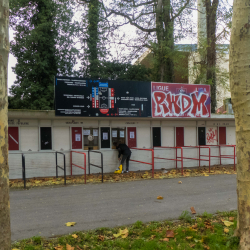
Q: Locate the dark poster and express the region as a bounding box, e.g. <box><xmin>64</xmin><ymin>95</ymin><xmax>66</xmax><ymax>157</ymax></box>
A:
<box><xmin>55</xmin><ymin>76</ymin><xmax>151</xmax><ymax>117</ymax></box>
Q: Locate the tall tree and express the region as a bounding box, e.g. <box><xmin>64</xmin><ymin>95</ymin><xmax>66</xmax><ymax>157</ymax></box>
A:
<box><xmin>9</xmin><ymin>0</ymin><xmax>79</xmax><ymax>110</ymax></box>
<box><xmin>105</xmin><ymin>0</ymin><xmax>194</xmax><ymax>82</ymax></box>
<box><xmin>230</xmin><ymin>0</ymin><xmax>250</xmax><ymax>248</ymax></box>
<box><xmin>0</xmin><ymin>0</ymin><xmax>11</xmax><ymax>248</ymax></box>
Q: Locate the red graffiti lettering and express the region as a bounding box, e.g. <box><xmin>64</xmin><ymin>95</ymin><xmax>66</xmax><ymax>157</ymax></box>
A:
<box><xmin>153</xmin><ymin>91</ymin><xmax>209</xmax><ymax>117</ymax></box>
<box><xmin>190</xmin><ymin>93</ymin><xmax>209</xmax><ymax>117</ymax></box>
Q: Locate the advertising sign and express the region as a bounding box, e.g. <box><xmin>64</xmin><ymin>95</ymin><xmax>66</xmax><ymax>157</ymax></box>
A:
<box><xmin>55</xmin><ymin>76</ymin><xmax>151</xmax><ymax>117</ymax></box>
<box><xmin>152</xmin><ymin>82</ymin><xmax>211</xmax><ymax>118</ymax></box>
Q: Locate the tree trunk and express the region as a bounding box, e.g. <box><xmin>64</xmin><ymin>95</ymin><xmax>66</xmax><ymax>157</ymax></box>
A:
<box><xmin>0</xmin><ymin>0</ymin><xmax>11</xmax><ymax>248</ymax></box>
<box><xmin>206</xmin><ymin>0</ymin><xmax>218</xmax><ymax>113</ymax></box>
<box><xmin>230</xmin><ymin>0</ymin><xmax>250</xmax><ymax>248</ymax></box>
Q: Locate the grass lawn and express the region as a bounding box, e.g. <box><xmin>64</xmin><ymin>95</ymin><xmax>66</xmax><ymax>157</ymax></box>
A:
<box><xmin>12</xmin><ymin>210</ymin><xmax>239</xmax><ymax>250</ymax></box>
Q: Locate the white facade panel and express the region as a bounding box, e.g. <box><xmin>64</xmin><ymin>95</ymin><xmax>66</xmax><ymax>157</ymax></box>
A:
<box><xmin>161</xmin><ymin>127</ymin><xmax>174</xmax><ymax>147</ymax></box>
<box><xmin>227</xmin><ymin>127</ymin><xmax>236</xmax><ymax>145</ymax></box>
<box><xmin>20</xmin><ymin>127</ymin><xmax>39</xmax><ymax>151</ymax></box>
<box><xmin>137</xmin><ymin>127</ymin><xmax>151</xmax><ymax>148</ymax></box>
<box><xmin>184</xmin><ymin>127</ymin><xmax>196</xmax><ymax>146</ymax></box>
<box><xmin>53</xmin><ymin>127</ymin><xmax>70</xmax><ymax>151</ymax></box>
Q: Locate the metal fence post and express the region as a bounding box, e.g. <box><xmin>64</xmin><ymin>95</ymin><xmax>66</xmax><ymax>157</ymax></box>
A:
<box><xmin>56</xmin><ymin>152</ymin><xmax>58</xmax><ymax>178</ymax></box>
<box><xmin>64</xmin><ymin>154</ymin><xmax>66</xmax><ymax>185</ymax></box>
<box><xmin>88</xmin><ymin>150</ymin><xmax>90</xmax><ymax>175</ymax></box>
<box><xmin>22</xmin><ymin>154</ymin><xmax>26</xmax><ymax>188</ymax></box>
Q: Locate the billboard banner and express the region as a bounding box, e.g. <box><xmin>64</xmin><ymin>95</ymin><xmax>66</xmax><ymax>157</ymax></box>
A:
<box><xmin>55</xmin><ymin>76</ymin><xmax>151</xmax><ymax>117</ymax></box>
<box><xmin>152</xmin><ymin>82</ymin><xmax>211</xmax><ymax>118</ymax></box>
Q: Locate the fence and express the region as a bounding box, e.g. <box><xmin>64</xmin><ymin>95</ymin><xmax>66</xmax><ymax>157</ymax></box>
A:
<box><xmin>70</xmin><ymin>151</ymin><xmax>87</xmax><ymax>184</ymax></box>
<box><xmin>55</xmin><ymin>152</ymin><xmax>66</xmax><ymax>185</ymax></box>
<box><xmin>88</xmin><ymin>150</ymin><xmax>104</xmax><ymax>182</ymax></box>
<box><xmin>130</xmin><ymin>148</ymin><xmax>154</xmax><ymax>178</ymax></box>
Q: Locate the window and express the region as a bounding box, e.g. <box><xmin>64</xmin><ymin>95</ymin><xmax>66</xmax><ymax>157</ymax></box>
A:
<box><xmin>153</xmin><ymin>127</ymin><xmax>161</xmax><ymax>147</ymax></box>
<box><xmin>8</xmin><ymin>127</ymin><xmax>19</xmax><ymax>150</ymax></box>
<box><xmin>112</xmin><ymin>128</ymin><xmax>126</xmax><ymax>149</ymax></box>
<box><xmin>40</xmin><ymin>127</ymin><xmax>52</xmax><ymax>150</ymax></box>
<box><xmin>198</xmin><ymin>127</ymin><xmax>206</xmax><ymax>145</ymax></box>
<box><xmin>83</xmin><ymin>128</ymin><xmax>99</xmax><ymax>150</ymax></box>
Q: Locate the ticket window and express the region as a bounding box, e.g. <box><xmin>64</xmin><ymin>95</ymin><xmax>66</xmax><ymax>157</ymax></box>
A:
<box><xmin>176</xmin><ymin>127</ymin><xmax>184</xmax><ymax>147</ymax></box>
<box><xmin>153</xmin><ymin>127</ymin><xmax>161</xmax><ymax>147</ymax></box>
<box><xmin>198</xmin><ymin>127</ymin><xmax>206</xmax><ymax>146</ymax></box>
<box><xmin>72</xmin><ymin>127</ymin><xmax>82</xmax><ymax>149</ymax></box>
<box><xmin>101</xmin><ymin>127</ymin><xmax>110</xmax><ymax>148</ymax></box>
<box><xmin>219</xmin><ymin>127</ymin><xmax>226</xmax><ymax>145</ymax></box>
<box><xmin>127</xmin><ymin>127</ymin><xmax>137</xmax><ymax>148</ymax></box>
<box><xmin>40</xmin><ymin>127</ymin><xmax>52</xmax><ymax>150</ymax></box>
<box><xmin>112</xmin><ymin>128</ymin><xmax>126</xmax><ymax>149</ymax></box>
<box><xmin>8</xmin><ymin>127</ymin><xmax>19</xmax><ymax>150</ymax></box>
<box><xmin>83</xmin><ymin>128</ymin><xmax>99</xmax><ymax>150</ymax></box>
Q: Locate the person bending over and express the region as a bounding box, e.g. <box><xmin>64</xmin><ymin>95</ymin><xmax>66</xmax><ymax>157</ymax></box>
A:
<box><xmin>113</xmin><ymin>141</ymin><xmax>131</xmax><ymax>173</ymax></box>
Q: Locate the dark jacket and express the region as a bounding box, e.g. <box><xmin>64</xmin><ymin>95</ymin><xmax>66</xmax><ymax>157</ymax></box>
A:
<box><xmin>116</xmin><ymin>144</ymin><xmax>131</xmax><ymax>158</ymax></box>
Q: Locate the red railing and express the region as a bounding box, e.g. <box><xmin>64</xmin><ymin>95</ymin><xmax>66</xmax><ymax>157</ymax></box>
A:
<box><xmin>70</xmin><ymin>151</ymin><xmax>87</xmax><ymax>184</ymax></box>
<box><xmin>154</xmin><ymin>147</ymin><xmax>184</xmax><ymax>175</ymax></box>
<box><xmin>130</xmin><ymin>148</ymin><xmax>155</xmax><ymax>178</ymax></box>
<box><xmin>219</xmin><ymin>145</ymin><xmax>236</xmax><ymax>171</ymax></box>
<box><xmin>199</xmin><ymin>145</ymin><xmax>236</xmax><ymax>171</ymax></box>
<box><xmin>182</xmin><ymin>146</ymin><xmax>211</xmax><ymax>172</ymax></box>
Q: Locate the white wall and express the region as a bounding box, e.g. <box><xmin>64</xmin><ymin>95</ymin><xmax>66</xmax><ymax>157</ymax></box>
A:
<box><xmin>20</xmin><ymin>127</ymin><xmax>39</xmax><ymax>151</ymax></box>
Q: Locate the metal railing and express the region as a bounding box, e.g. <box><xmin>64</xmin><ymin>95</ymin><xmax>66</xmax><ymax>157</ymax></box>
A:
<box><xmin>71</xmin><ymin>151</ymin><xmax>87</xmax><ymax>184</ymax></box>
<box><xmin>22</xmin><ymin>153</ymin><xmax>26</xmax><ymax>188</ymax></box>
<box><xmin>88</xmin><ymin>150</ymin><xmax>103</xmax><ymax>183</ymax></box>
<box><xmin>56</xmin><ymin>152</ymin><xmax>66</xmax><ymax>185</ymax></box>
<box><xmin>130</xmin><ymin>148</ymin><xmax>155</xmax><ymax>178</ymax></box>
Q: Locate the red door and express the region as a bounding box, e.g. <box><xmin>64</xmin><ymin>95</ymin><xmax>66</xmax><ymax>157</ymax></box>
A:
<box><xmin>8</xmin><ymin>127</ymin><xmax>19</xmax><ymax>150</ymax></box>
<box><xmin>127</xmin><ymin>127</ymin><xmax>136</xmax><ymax>148</ymax></box>
<box><xmin>176</xmin><ymin>127</ymin><xmax>184</xmax><ymax>147</ymax></box>
<box><xmin>219</xmin><ymin>127</ymin><xmax>226</xmax><ymax>145</ymax></box>
<box><xmin>72</xmin><ymin>127</ymin><xmax>82</xmax><ymax>149</ymax></box>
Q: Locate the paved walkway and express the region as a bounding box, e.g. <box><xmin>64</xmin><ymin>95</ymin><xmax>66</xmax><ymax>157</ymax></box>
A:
<box><xmin>10</xmin><ymin>174</ymin><xmax>237</xmax><ymax>241</ymax></box>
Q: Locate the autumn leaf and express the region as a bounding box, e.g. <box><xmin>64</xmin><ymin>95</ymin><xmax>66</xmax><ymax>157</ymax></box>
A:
<box><xmin>178</xmin><ymin>181</ymin><xmax>182</xmax><ymax>184</ymax></box>
<box><xmin>204</xmin><ymin>174</ymin><xmax>209</xmax><ymax>177</ymax></box>
<box><xmin>98</xmin><ymin>235</ymin><xmax>105</xmax><ymax>241</ymax></box>
<box><xmin>66</xmin><ymin>244</ymin><xmax>75</xmax><ymax>250</ymax></box>
<box><xmin>224</xmin><ymin>228</ymin><xmax>229</xmax><ymax>233</ymax></box>
<box><xmin>204</xmin><ymin>245</ymin><xmax>210</xmax><ymax>249</ymax></box>
<box><xmin>190</xmin><ymin>207</ymin><xmax>196</xmax><ymax>214</ymax></box>
<box><xmin>113</xmin><ymin>228</ymin><xmax>129</xmax><ymax>238</ymax></box>
<box><xmin>65</xmin><ymin>222</ymin><xmax>76</xmax><ymax>227</ymax></box>
<box><xmin>54</xmin><ymin>246</ymin><xmax>64</xmax><ymax>250</ymax></box>
<box><xmin>157</xmin><ymin>196</ymin><xmax>163</xmax><ymax>200</ymax></box>
<box><xmin>223</xmin><ymin>221</ymin><xmax>234</xmax><ymax>227</ymax></box>
<box><xmin>163</xmin><ymin>238</ymin><xmax>169</xmax><ymax>242</ymax></box>
<box><xmin>72</xmin><ymin>234</ymin><xmax>78</xmax><ymax>238</ymax></box>
<box><xmin>186</xmin><ymin>236</ymin><xmax>193</xmax><ymax>240</ymax></box>
<box><xmin>229</xmin><ymin>217</ymin><xmax>234</xmax><ymax>221</ymax></box>
<box><xmin>166</xmin><ymin>230</ymin><xmax>175</xmax><ymax>238</ymax></box>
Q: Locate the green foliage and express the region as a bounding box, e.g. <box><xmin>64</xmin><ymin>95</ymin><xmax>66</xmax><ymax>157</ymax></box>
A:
<box><xmin>11</xmin><ymin>212</ymin><xmax>239</xmax><ymax>250</ymax></box>
<box><xmin>99</xmin><ymin>61</ymin><xmax>152</xmax><ymax>81</ymax></box>
<box><xmin>9</xmin><ymin>0</ymin><xmax>79</xmax><ymax>110</ymax></box>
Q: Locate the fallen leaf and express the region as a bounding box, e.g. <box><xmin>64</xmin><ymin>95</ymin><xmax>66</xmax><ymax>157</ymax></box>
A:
<box><xmin>229</xmin><ymin>217</ymin><xmax>234</xmax><ymax>221</ymax></box>
<box><xmin>98</xmin><ymin>235</ymin><xmax>105</xmax><ymax>241</ymax></box>
<box><xmin>192</xmin><ymin>224</ymin><xmax>198</xmax><ymax>229</ymax></box>
<box><xmin>194</xmin><ymin>239</ymin><xmax>203</xmax><ymax>243</ymax></box>
<box><xmin>65</xmin><ymin>222</ymin><xmax>76</xmax><ymax>227</ymax></box>
<box><xmin>186</xmin><ymin>236</ymin><xmax>193</xmax><ymax>240</ymax></box>
<box><xmin>189</xmin><ymin>244</ymin><xmax>196</xmax><ymax>248</ymax></box>
<box><xmin>157</xmin><ymin>196</ymin><xmax>163</xmax><ymax>200</ymax></box>
<box><xmin>224</xmin><ymin>228</ymin><xmax>229</xmax><ymax>233</ymax></box>
<box><xmin>204</xmin><ymin>245</ymin><xmax>210</xmax><ymax>249</ymax></box>
<box><xmin>150</xmin><ymin>235</ymin><xmax>156</xmax><ymax>239</ymax></box>
<box><xmin>204</xmin><ymin>174</ymin><xmax>209</xmax><ymax>177</ymax></box>
<box><xmin>54</xmin><ymin>246</ymin><xmax>64</xmax><ymax>250</ymax></box>
<box><xmin>178</xmin><ymin>181</ymin><xmax>182</xmax><ymax>184</ymax></box>
<box><xmin>66</xmin><ymin>244</ymin><xmax>75</xmax><ymax>250</ymax></box>
<box><xmin>166</xmin><ymin>230</ymin><xmax>175</xmax><ymax>238</ymax></box>
<box><xmin>163</xmin><ymin>238</ymin><xmax>169</xmax><ymax>242</ymax></box>
<box><xmin>113</xmin><ymin>228</ymin><xmax>129</xmax><ymax>238</ymax></box>
<box><xmin>72</xmin><ymin>234</ymin><xmax>78</xmax><ymax>238</ymax></box>
<box><xmin>190</xmin><ymin>207</ymin><xmax>196</xmax><ymax>214</ymax></box>
<box><xmin>223</xmin><ymin>221</ymin><xmax>234</xmax><ymax>227</ymax></box>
